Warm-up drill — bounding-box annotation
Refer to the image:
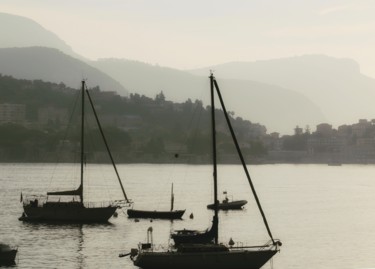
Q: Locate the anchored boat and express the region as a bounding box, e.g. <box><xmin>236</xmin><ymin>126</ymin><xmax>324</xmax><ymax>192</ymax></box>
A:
<box><xmin>19</xmin><ymin>80</ymin><xmax>131</xmax><ymax>223</ymax></box>
<box><xmin>127</xmin><ymin>183</ymin><xmax>185</xmax><ymax>219</ymax></box>
<box><xmin>207</xmin><ymin>191</ymin><xmax>247</xmax><ymax>210</ymax></box>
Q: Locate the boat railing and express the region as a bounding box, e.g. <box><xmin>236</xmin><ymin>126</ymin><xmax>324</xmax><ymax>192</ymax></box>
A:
<box><xmin>83</xmin><ymin>200</ymin><xmax>131</xmax><ymax>208</ymax></box>
<box><xmin>113</xmin><ymin>199</ymin><xmax>133</xmax><ymax>208</ymax></box>
<box><xmin>22</xmin><ymin>195</ymin><xmax>47</xmax><ymax>207</ymax></box>
<box><xmin>138</xmin><ymin>243</ymin><xmax>172</xmax><ymax>253</ymax></box>
<box><xmin>228</xmin><ymin>239</ymin><xmax>281</xmax><ymax>251</ymax></box>
<box><xmin>22</xmin><ymin>194</ymin><xmax>130</xmax><ymax>209</ymax></box>
<box><xmin>83</xmin><ymin>201</ymin><xmax>114</xmax><ymax>208</ymax></box>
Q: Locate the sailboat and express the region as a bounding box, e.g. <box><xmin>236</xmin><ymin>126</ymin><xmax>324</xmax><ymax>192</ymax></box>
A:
<box><xmin>170</xmin><ymin>216</ymin><xmax>217</xmax><ymax>246</ymax></box>
<box><xmin>127</xmin><ymin>183</ymin><xmax>185</xmax><ymax>219</ymax></box>
<box><xmin>127</xmin><ymin>73</ymin><xmax>281</xmax><ymax>269</ymax></box>
<box><xmin>19</xmin><ymin>80</ymin><xmax>131</xmax><ymax>223</ymax></box>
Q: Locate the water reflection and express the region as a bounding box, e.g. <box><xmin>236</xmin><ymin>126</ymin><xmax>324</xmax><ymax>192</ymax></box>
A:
<box><xmin>77</xmin><ymin>224</ymin><xmax>83</xmax><ymax>269</ymax></box>
<box><xmin>19</xmin><ymin>221</ymin><xmax>115</xmax><ymax>269</ymax></box>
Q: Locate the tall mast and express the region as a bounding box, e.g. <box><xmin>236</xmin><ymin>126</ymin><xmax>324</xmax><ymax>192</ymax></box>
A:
<box><xmin>170</xmin><ymin>183</ymin><xmax>174</xmax><ymax>211</ymax></box>
<box><xmin>79</xmin><ymin>80</ymin><xmax>85</xmax><ymax>203</ymax></box>
<box><xmin>210</xmin><ymin>72</ymin><xmax>219</xmax><ymax>244</ymax></box>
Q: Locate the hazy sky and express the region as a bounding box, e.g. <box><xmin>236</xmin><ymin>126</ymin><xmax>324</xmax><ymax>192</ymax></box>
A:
<box><xmin>3</xmin><ymin>0</ymin><xmax>375</xmax><ymax>77</ymax></box>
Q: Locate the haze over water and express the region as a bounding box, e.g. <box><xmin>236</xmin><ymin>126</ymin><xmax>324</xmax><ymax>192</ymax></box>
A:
<box><xmin>1</xmin><ymin>163</ymin><xmax>375</xmax><ymax>268</ymax></box>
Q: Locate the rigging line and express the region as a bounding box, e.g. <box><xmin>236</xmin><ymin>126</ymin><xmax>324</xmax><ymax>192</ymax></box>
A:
<box><xmin>185</xmin><ymin>99</ymin><xmax>205</xmax><ymax>147</ymax></box>
<box><xmin>85</xmin><ymin>125</ymin><xmax>112</xmax><ymax>202</ymax></box>
<box><xmin>82</xmin><ymin>111</ymin><xmax>96</xmax><ymax>202</ymax></box>
<box><xmin>85</xmin><ymin>86</ymin><xmax>130</xmax><ymax>203</ymax></box>
<box><xmin>188</xmin><ymin>101</ymin><xmax>205</xmax><ymax>162</ymax></box>
<box><xmin>48</xmin><ymin>89</ymin><xmax>81</xmax><ymax>191</ymax></box>
<box><xmin>213</xmin><ymin>77</ymin><xmax>275</xmax><ymax>244</ymax></box>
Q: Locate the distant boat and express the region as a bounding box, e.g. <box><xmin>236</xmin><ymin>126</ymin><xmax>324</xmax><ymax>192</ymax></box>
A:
<box><xmin>207</xmin><ymin>191</ymin><xmax>247</xmax><ymax>210</ymax></box>
<box><xmin>0</xmin><ymin>243</ymin><xmax>17</xmax><ymax>265</ymax></box>
<box><xmin>127</xmin><ymin>73</ymin><xmax>281</xmax><ymax>269</ymax></box>
<box><xmin>127</xmin><ymin>183</ymin><xmax>185</xmax><ymax>219</ymax></box>
<box><xmin>127</xmin><ymin>209</ymin><xmax>185</xmax><ymax>219</ymax></box>
<box><xmin>19</xmin><ymin>80</ymin><xmax>131</xmax><ymax>223</ymax></box>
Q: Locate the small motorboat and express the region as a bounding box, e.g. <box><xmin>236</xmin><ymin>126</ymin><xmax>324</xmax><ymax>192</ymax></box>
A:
<box><xmin>207</xmin><ymin>192</ymin><xmax>247</xmax><ymax>210</ymax></box>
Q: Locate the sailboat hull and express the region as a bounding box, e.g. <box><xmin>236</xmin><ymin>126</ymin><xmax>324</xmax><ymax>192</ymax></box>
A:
<box><xmin>21</xmin><ymin>203</ymin><xmax>117</xmax><ymax>223</ymax></box>
<box><xmin>0</xmin><ymin>249</ymin><xmax>17</xmax><ymax>265</ymax></box>
<box><xmin>127</xmin><ymin>209</ymin><xmax>185</xmax><ymax>219</ymax></box>
<box><xmin>133</xmin><ymin>249</ymin><xmax>278</xmax><ymax>269</ymax></box>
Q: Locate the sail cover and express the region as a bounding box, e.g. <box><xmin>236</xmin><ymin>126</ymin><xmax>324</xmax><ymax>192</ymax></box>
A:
<box><xmin>47</xmin><ymin>185</ymin><xmax>82</xmax><ymax>196</ymax></box>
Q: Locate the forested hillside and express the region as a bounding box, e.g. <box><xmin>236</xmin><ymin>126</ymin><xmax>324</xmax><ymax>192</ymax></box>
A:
<box><xmin>0</xmin><ymin>75</ymin><xmax>267</xmax><ymax>163</ymax></box>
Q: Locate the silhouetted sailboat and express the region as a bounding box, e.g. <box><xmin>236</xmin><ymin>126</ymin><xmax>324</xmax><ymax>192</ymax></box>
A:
<box><xmin>127</xmin><ymin>73</ymin><xmax>281</xmax><ymax>269</ymax></box>
<box><xmin>19</xmin><ymin>80</ymin><xmax>131</xmax><ymax>223</ymax></box>
<box><xmin>170</xmin><ymin>216</ymin><xmax>217</xmax><ymax>246</ymax></box>
<box><xmin>127</xmin><ymin>183</ymin><xmax>185</xmax><ymax>219</ymax></box>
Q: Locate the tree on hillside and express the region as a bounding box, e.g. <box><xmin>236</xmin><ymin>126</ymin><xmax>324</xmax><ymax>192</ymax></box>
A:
<box><xmin>155</xmin><ymin>91</ymin><xmax>166</xmax><ymax>104</ymax></box>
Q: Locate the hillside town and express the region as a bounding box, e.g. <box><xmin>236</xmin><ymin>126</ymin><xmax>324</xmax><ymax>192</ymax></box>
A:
<box><xmin>264</xmin><ymin>119</ymin><xmax>375</xmax><ymax>164</ymax></box>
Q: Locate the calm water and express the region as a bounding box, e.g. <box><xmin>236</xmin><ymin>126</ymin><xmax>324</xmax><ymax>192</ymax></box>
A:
<box><xmin>1</xmin><ymin>163</ymin><xmax>375</xmax><ymax>269</ymax></box>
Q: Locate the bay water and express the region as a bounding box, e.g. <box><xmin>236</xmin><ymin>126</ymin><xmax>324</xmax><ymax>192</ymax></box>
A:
<box><xmin>1</xmin><ymin>163</ymin><xmax>375</xmax><ymax>268</ymax></box>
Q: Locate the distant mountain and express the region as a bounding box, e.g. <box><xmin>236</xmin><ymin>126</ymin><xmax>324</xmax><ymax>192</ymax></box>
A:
<box><xmin>0</xmin><ymin>12</ymin><xmax>81</xmax><ymax>59</ymax></box>
<box><xmin>92</xmin><ymin>59</ymin><xmax>205</xmax><ymax>100</ymax></box>
<box><xmin>0</xmin><ymin>47</ymin><xmax>127</xmax><ymax>95</ymax></box>
<box><xmin>189</xmin><ymin>55</ymin><xmax>375</xmax><ymax>126</ymax></box>
<box><xmin>93</xmin><ymin>59</ymin><xmax>326</xmax><ymax>133</ymax></box>
<box><xmin>0</xmin><ymin>12</ymin><xmax>327</xmax><ymax>133</ymax></box>
<box><xmin>0</xmin><ymin>13</ymin><xmax>127</xmax><ymax>94</ymax></box>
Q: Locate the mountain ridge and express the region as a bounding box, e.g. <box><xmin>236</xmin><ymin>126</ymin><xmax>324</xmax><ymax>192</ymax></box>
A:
<box><xmin>4</xmin><ymin>12</ymin><xmax>373</xmax><ymax>134</ymax></box>
<box><xmin>189</xmin><ymin>55</ymin><xmax>375</xmax><ymax>126</ymax></box>
<box><xmin>92</xmin><ymin>58</ymin><xmax>326</xmax><ymax>133</ymax></box>
<box><xmin>0</xmin><ymin>47</ymin><xmax>128</xmax><ymax>95</ymax></box>
<box><xmin>0</xmin><ymin>12</ymin><xmax>81</xmax><ymax>59</ymax></box>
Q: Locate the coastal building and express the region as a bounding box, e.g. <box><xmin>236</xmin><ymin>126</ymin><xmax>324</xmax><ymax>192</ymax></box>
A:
<box><xmin>316</xmin><ymin>123</ymin><xmax>333</xmax><ymax>136</ymax></box>
<box><xmin>0</xmin><ymin>103</ymin><xmax>26</xmax><ymax>125</ymax></box>
<box><xmin>294</xmin><ymin>126</ymin><xmax>303</xmax><ymax>135</ymax></box>
<box><xmin>352</xmin><ymin>119</ymin><xmax>372</xmax><ymax>137</ymax></box>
